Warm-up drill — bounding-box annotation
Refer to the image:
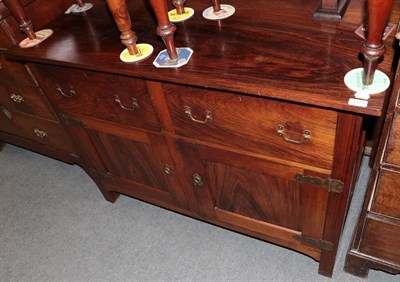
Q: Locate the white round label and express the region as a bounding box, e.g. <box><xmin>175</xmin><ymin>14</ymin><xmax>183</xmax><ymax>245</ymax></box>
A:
<box><xmin>344</xmin><ymin>68</ymin><xmax>390</xmax><ymax>95</ymax></box>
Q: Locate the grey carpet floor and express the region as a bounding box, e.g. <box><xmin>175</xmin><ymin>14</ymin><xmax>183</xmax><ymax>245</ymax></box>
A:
<box><xmin>0</xmin><ymin>144</ymin><xmax>399</xmax><ymax>282</ymax></box>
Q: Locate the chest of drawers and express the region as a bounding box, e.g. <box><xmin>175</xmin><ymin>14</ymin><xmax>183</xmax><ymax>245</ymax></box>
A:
<box><xmin>345</xmin><ymin>25</ymin><xmax>400</xmax><ymax>277</ymax></box>
<box><xmin>3</xmin><ymin>0</ymin><xmax>399</xmax><ymax>278</ymax></box>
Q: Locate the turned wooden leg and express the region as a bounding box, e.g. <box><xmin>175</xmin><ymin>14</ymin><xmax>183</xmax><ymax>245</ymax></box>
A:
<box><xmin>172</xmin><ymin>0</ymin><xmax>185</xmax><ymax>14</ymax></box>
<box><xmin>2</xmin><ymin>0</ymin><xmax>36</xmax><ymax>40</ymax></box>
<box><xmin>76</xmin><ymin>0</ymin><xmax>85</xmax><ymax>7</ymax></box>
<box><xmin>212</xmin><ymin>0</ymin><xmax>221</xmax><ymax>13</ymax></box>
<box><xmin>149</xmin><ymin>0</ymin><xmax>178</xmax><ymax>60</ymax></box>
<box><xmin>105</xmin><ymin>0</ymin><xmax>139</xmax><ymax>56</ymax></box>
<box><xmin>361</xmin><ymin>0</ymin><xmax>394</xmax><ymax>85</ymax></box>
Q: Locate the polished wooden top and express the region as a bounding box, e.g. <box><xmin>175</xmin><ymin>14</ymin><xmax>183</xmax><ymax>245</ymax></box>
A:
<box><xmin>5</xmin><ymin>0</ymin><xmax>399</xmax><ymax>116</ymax></box>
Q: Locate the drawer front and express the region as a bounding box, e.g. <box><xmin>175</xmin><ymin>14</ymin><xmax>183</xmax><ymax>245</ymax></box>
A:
<box><xmin>164</xmin><ymin>84</ymin><xmax>337</xmax><ymax>169</ymax></box>
<box><xmin>384</xmin><ymin>110</ymin><xmax>400</xmax><ymax>166</ymax></box>
<box><xmin>359</xmin><ymin>219</ymin><xmax>400</xmax><ymax>266</ymax></box>
<box><xmin>0</xmin><ymin>107</ymin><xmax>75</xmax><ymax>153</ymax></box>
<box><xmin>0</xmin><ymin>53</ymin><xmax>36</xmax><ymax>85</ymax></box>
<box><xmin>0</xmin><ymin>80</ymin><xmax>56</xmax><ymax>121</ymax></box>
<box><xmin>36</xmin><ymin>64</ymin><xmax>161</xmax><ymax>132</ymax></box>
<box><xmin>371</xmin><ymin>169</ymin><xmax>400</xmax><ymax>219</ymax></box>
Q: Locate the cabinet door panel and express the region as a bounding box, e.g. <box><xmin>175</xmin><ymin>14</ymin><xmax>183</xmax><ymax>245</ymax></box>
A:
<box><xmin>84</xmin><ymin>128</ymin><xmax>187</xmax><ymax>208</ymax></box>
<box><xmin>207</xmin><ymin>162</ymin><xmax>302</xmax><ymax>230</ymax></box>
<box><xmin>89</xmin><ymin>130</ymin><xmax>169</xmax><ymax>192</ymax></box>
<box><xmin>177</xmin><ymin>139</ymin><xmax>329</xmax><ymax>255</ymax></box>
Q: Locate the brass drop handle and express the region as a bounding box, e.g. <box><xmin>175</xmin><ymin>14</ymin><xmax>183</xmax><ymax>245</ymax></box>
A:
<box><xmin>164</xmin><ymin>164</ymin><xmax>173</xmax><ymax>176</ymax></box>
<box><xmin>10</xmin><ymin>93</ymin><xmax>24</xmax><ymax>103</ymax></box>
<box><xmin>277</xmin><ymin>125</ymin><xmax>311</xmax><ymax>145</ymax></box>
<box><xmin>184</xmin><ymin>106</ymin><xmax>213</xmax><ymax>124</ymax></box>
<box><xmin>115</xmin><ymin>95</ymin><xmax>140</xmax><ymax>111</ymax></box>
<box><xmin>192</xmin><ymin>173</ymin><xmax>204</xmax><ymax>187</ymax></box>
<box><xmin>56</xmin><ymin>84</ymin><xmax>76</xmax><ymax>98</ymax></box>
<box><xmin>34</xmin><ymin>128</ymin><xmax>47</xmax><ymax>138</ymax></box>
<box><xmin>1</xmin><ymin>106</ymin><xmax>12</xmax><ymax>119</ymax></box>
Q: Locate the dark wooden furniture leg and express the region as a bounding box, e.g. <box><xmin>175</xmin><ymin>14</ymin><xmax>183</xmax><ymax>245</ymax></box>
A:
<box><xmin>172</xmin><ymin>0</ymin><xmax>185</xmax><ymax>14</ymax></box>
<box><xmin>361</xmin><ymin>0</ymin><xmax>394</xmax><ymax>85</ymax></box>
<box><xmin>149</xmin><ymin>0</ymin><xmax>178</xmax><ymax>60</ymax></box>
<box><xmin>76</xmin><ymin>0</ymin><xmax>85</xmax><ymax>7</ymax></box>
<box><xmin>313</xmin><ymin>0</ymin><xmax>351</xmax><ymax>20</ymax></box>
<box><xmin>105</xmin><ymin>0</ymin><xmax>139</xmax><ymax>56</ymax></box>
<box><xmin>2</xmin><ymin>0</ymin><xmax>36</xmax><ymax>40</ymax></box>
<box><xmin>212</xmin><ymin>0</ymin><xmax>222</xmax><ymax>13</ymax></box>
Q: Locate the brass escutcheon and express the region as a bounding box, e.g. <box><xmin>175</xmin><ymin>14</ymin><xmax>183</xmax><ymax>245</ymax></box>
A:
<box><xmin>192</xmin><ymin>173</ymin><xmax>204</xmax><ymax>187</ymax></box>
<box><xmin>277</xmin><ymin>124</ymin><xmax>311</xmax><ymax>145</ymax></box>
<box><xmin>164</xmin><ymin>164</ymin><xmax>173</xmax><ymax>176</ymax></box>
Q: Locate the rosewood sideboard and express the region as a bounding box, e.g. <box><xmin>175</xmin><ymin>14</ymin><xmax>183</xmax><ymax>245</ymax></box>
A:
<box><xmin>1</xmin><ymin>0</ymin><xmax>399</xmax><ymax>277</ymax></box>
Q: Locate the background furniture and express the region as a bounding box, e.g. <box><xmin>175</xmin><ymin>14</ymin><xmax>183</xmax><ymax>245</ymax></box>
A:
<box><xmin>1</xmin><ymin>0</ymin><xmax>399</xmax><ymax>278</ymax></box>
<box><xmin>0</xmin><ymin>0</ymin><xmax>77</xmax><ymax>162</ymax></box>
<box><xmin>345</xmin><ymin>22</ymin><xmax>400</xmax><ymax>277</ymax></box>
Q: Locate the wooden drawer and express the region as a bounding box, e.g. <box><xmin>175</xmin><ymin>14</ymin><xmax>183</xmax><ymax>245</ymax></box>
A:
<box><xmin>0</xmin><ymin>80</ymin><xmax>56</xmax><ymax>121</ymax></box>
<box><xmin>0</xmin><ymin>107</ymin><xmax>75</xmax><ymax>153</ymax></box>
<box><xmin>36</xmin><ymin>64</ymin><xmax>161</xmax><ymax>132</ymax></box>
<box><xmin>359</xmin><ymin>219</ymin><xmax>400</xmax><ymax>266</ymax></box>
<box><xmin>0</xmin><ymin>53</ymin><xmax>36</xmax><ymax>85</ymax></box>
<box><xmin>164</xmin><ymin>84</ymin><xmax>338</xmax><ymax>170</ymax></box>
<box><xmin>384</xmin><ymin>110</ymin><xmax>400</xmax><ymax>166</ymax></box>
<box><xmin>371</xmin><ymin>169</ymin><xmax>400</xmax><ymax>219</ymax></box>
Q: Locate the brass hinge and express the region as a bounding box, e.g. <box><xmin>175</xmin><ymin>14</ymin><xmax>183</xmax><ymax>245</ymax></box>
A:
<box><xmin>294</xmin><ymin>174</ymin><xmax>344</xmax><ymax>193</ymax></box>
<box><xmin>59</xmin><ymin>113</ymin><xmax>86</xmax><ymax>127</ymax></box>
<box><xmin>89</xmin><ymin>169</ymin><xmax>113</xmax><ymax>181</ymax></box>
<box><xmin>294</xmin><ymin>234</ymin><xmax>333</xmax><ymax>251</ymax></box>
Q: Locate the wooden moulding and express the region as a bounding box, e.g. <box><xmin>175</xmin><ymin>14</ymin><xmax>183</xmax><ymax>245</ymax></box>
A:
<box><xmin>313</xmin><ymin>0</ymin><xmax>352</xmax><ymax>21</ymax></box>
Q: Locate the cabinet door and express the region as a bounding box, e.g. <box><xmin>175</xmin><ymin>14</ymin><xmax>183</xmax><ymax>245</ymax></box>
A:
<box><xmin>177</xmin><ymin>139</ymin><xmax>332</xmax><ymax>260</ymax></box>
<box><xmin>63</xmin><ymin>116</ymin><xmax>187</xmax><ymax>210</ymax></box>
